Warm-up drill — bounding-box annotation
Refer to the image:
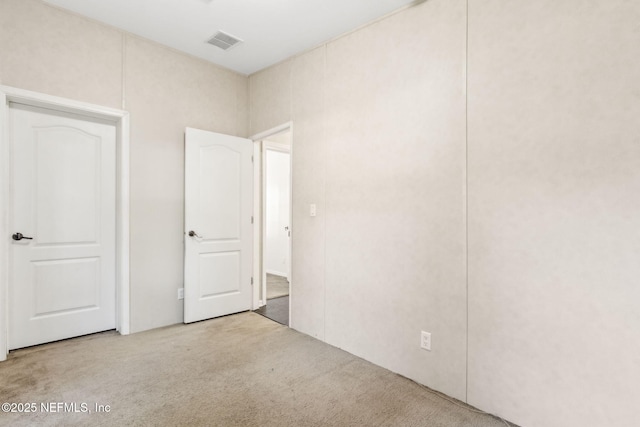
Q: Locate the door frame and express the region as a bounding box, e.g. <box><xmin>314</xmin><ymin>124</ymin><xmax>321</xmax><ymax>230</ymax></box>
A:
<box><xmin>262</xmin><ymin>140</ymin><xmax>291</xmax><ymax>305</ymax></box>
<box><xmin>250</xmin><ymin>122</ymin><xmax>293</xmax><ymax>314</ymax></box>
<box><xmin>0</xmin><ymin>85</ymin><xmax>130</xmax><ymax>360</ymax></box>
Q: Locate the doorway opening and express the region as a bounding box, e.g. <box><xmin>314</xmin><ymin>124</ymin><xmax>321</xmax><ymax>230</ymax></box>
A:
<box><xmin>250</xmin><ymin>124</ymin><xmax>292</xmax><ymax>326</ymax></box>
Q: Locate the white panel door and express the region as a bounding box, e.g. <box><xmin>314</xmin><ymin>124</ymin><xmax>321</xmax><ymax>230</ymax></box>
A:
<box><xmin>184</xmin><ymin>128</ymin><xmax>253</xmax><ymax>323</ymax></box>
<box><xmin>9</xmin><ymin>103</ymin><xmax>116</xmax><ymax>350</ymax></box>
<box><xmin>265</xmin><ymin>149</ymin><xmax>291</xmax><ymax>278</ymax></box>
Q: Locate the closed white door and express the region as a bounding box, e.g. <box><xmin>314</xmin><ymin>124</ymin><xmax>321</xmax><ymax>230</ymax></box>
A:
<box><xmin>9</xmin><ymin>103</ymin><xmax>116</xmax><ymax>350</ymax></box>
<box><xmin>265</xmin><ymin>149</ymin><xmax>291</xmax><ymax>278</ymax></box>
<box><xmin>184</xmin><ymin>128</ymin><xmax>253</xmax><ymax>323</ymax></box>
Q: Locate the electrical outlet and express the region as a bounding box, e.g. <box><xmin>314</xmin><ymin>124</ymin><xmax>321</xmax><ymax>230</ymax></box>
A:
<box><xmin>178</xmin><ymin>288</ymin><xmax>184</xmax><ymax>300</ymax></box>
<box><xmin>420</xmin><ymin>331</ymin><xmax>431</xmax><ymax>351</ymax></box>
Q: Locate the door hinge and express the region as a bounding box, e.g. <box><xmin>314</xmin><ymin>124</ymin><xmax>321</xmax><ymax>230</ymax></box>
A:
<box><xmin>251</xmin><ymin>216</ymin><xmax>254</xmax><ymax>224</ymax></box>
<box><xmin>251</xmin><ymin>277</ymin><xmax>254</xmax><ymax>285</ymax></box>
<box><xmin>251</xmin><ymin>155</ymin><xmax>254</xmax><ymax>163</ymax></box>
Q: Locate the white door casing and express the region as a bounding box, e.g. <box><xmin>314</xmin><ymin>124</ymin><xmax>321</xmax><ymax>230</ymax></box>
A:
<box><xmin>9</xmin><ymin>103</ymin><xmax>117</xmax><ymax>350</ymax></box>
<box><xmin>0</xmin><ymin>85</ymin><xmax>130</xmax><ymax>361</ymax></box>
<box><xmin>184</xmin><ymin>128</ymin><xmax>253</xmax><ymax>323</ymax></box>
<box><xmin>249</xmin><ymin>122</ymin><xmax>293</xmax><ymax>311</ymax></box>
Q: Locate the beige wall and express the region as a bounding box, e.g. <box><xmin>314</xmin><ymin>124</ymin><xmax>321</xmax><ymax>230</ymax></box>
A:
<box><xmin>0</xmin><ymin>0</ymin><xmax>249</xmax><ymax>333</ymax></box>
<box><xmin>467</xmin><ymin>1</ymin><xmax>640</xmax><ymax>426</ymax></box>
<box><xmin>0</xmin><ymin>0</ymin><xmax>123</xmax><ymax>108</ymax></box>
<box><xmin>250</xmin><ymin>0</ymin><xmax>469</xmax><ymax>401</ymax></box>
<box><xmin>251</xmin><ymin>0</ymin><xmax>640</xmax><ymax>426</ymax></box>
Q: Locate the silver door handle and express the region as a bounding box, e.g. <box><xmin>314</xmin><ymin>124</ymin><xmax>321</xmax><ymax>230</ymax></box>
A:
<box><xmin>188</xmin><ymin>230</ymin><xmax>202</xmax><ymax>238</ymax></box>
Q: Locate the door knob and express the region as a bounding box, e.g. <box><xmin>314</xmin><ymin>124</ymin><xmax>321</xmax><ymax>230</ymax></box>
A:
<box><xmin>188</xmin><ymin>230</ymin><xmax>202</xmax><ymax>238</ymax></box>
<box><xmin>12</xmin><ymin>232</ymin><xmax>33</xmax><ymax>241</ymax></box>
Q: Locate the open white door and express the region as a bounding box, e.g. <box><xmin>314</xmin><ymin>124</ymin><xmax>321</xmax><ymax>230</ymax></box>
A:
<box><xmin>184</xmin><ymin>128</ymin><xmax>253</xmax><ymax>323</ymax></box>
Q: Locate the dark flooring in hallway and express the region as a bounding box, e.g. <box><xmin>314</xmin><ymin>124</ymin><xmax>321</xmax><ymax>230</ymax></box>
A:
<box><xmin>254</xmin><ymin>296</ymin><xmax>289</xmax><ymax>326</ymax></box>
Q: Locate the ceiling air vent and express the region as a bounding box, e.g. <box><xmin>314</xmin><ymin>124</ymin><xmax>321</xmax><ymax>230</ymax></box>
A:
<box><xmin>207</xmin><ymin>31</ymin><xmax>243</xmax><ymax>51</ymax></box>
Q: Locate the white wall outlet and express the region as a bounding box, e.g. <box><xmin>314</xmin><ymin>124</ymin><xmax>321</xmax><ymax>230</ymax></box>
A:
<box><xmin>178</xmin><ymin>288</ymin><xmax>184</xmax><ymax>300</ymax></box>
<box><xmin>420</xmin><ymin>331</ymin><xmax>431</xmax><ymax>351</ymax></box>
<box><xmin>310</xmin><ymin>204</ymin><xmax>317</xmax><ymax>217</ymax></box>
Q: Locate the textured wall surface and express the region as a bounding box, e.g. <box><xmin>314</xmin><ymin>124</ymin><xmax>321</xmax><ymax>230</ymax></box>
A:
<box><xmin>467</xmin><ymin>1</ymin><xmax>640</xmax><ymax>426</ymax></box>
<box><xmin>0</xmin><ymin>0</ymin><xmax>123</xmax><ymax>108</ymax></box>
<box><xmin>250</xmin><ymin>0</ymin><xmax>468</xmax><ymax>401</ymax></box>
<box><xmin>251</xmin><ymin>1</ymin><xmax>640</xmax><ymax>426</ymax></box>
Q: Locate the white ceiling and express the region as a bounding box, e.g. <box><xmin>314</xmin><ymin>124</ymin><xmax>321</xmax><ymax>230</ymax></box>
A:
<box><xmin>42</xmin><ymin>0</ymin><xmax>417</xmax><ymax>75</ymax></box>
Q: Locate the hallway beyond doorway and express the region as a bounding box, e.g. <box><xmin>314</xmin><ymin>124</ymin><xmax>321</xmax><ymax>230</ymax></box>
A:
<box><xmin>266</xmin><ymin>273</ymin><xmax>289</xmax><ymax>300</ymax></box>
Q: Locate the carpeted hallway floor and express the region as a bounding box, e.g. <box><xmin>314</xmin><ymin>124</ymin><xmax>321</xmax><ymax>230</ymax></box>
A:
<box><xmin>0</xmin><ymin>313</ymin><xmax>513</xmax><ymax>427</ymax></box>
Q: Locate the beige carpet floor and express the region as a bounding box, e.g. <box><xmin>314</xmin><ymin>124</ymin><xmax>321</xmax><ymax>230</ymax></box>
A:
<box><xmin>266</xmin><ymin>273</ymin><xmax>289</xmax><ymax>300</ymax></box>
<box><xmin>0</xmin><ymin>313</ymin><xmax>514</xmax><ymax>427</ymax></box>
